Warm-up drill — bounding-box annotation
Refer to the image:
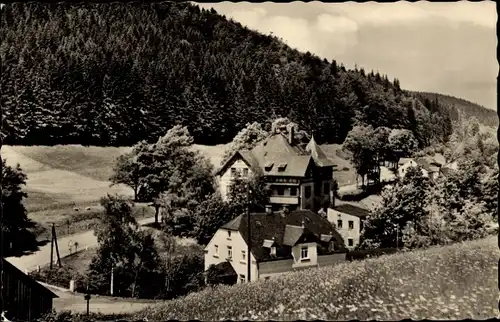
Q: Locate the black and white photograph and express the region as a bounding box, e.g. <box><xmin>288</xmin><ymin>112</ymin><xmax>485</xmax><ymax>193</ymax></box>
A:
<box><xmin>0</xmin><ymin>1</ymin><xmax>498</xmax><ymax>321</ymax></box>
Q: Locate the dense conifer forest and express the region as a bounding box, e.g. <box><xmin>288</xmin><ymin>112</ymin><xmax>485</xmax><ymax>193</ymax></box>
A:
<box><xmin>413</xmin><ymin>92</ymin><xmax>498</xmax><ymax>128</ymax></box>
<box><xmin>0</xmin><ymin>2</ymin><xmax>465</xmax><ymax>147</ymax></box>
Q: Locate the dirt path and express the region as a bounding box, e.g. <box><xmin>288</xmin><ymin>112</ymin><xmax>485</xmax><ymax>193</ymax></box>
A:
<box><xmin>40</xmin><ymin>282</ymin><xmax>160</xmax><ymax>315</ymax></box>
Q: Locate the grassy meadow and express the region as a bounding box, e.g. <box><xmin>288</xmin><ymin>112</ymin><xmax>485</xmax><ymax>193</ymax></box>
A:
<box><xmin>132</xmin><ymin>236</ymin><xmax>498</xmax><ymax>321</ymax></box>
<box><xmin>3</xmin><ymin>142</ymin><xmax>360</xmax><ymax>238</ymax></box>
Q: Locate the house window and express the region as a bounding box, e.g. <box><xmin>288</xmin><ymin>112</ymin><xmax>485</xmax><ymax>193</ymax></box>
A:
<box><xmin>265</xmin><ymin>276</ymin><xmax>270</xmax><ymax>280</ymax></box>
<box><xmin>348</xmin><ymin>238</ymin><xmax>354</xmax><ymax>247</ymax></box>
<box><xmin>324</xmin><ymin>182</ymin><xmax>330</xmax><ymax>194</ymax></box>
<box><xmin>231</xmin><ymin>167</ymin><xmax>237</xmax><ymax>176</ymax></box>
<box><xmin>277</xmin><ymin>186</ymin><xmax>285</xmax><ymax>196</ymax></box>
<box><xmin>227</xmin><ymin>246</ymin><xmax>232</xmax><ymax>259</ymax></box>
<box><xmin>270</xmin><ymin>246</ymin><xmax>276</xmax><ymax>256</ymax></box>
<box><xmin>214</xmin><ymin>245</ymin><xmax>219</xmax><ymax>257</ymax></box>
<box><xmin>290</xmin><ymin>187</ymin><xmax>298</xmax><ymax>196</ymax></box>
<box><xmin>328</xmin><ymin>241</ymin><xmax>336</xmax><ymax>252</ymax></box>
<box><xmin>241</xmin><ymin>250</ymin><xmax>246</xmax><ymax>262</ymax></box>
<box><xmin>300</xmin><ymin>246</ymin><xmax>309</xmax><ymax>260</ymax></box>
<box><xmin>337</xmin><ymin>220</ymin><xmax>343</xmax><ymax>229</ymax></box>
<box><xmin>243</xmin><ymin>168</ymin><xmax>249</xmax><ymax>177</ymax></box>
<box><xmin>239</xmin><ymin>274</ymin><xmax>246</xmax><ymax>283</ymax></box>
<box><xmin>227</xmin><ymin>230</ymin><xmax>232</xmax><ymax>239</ymax></box>
<box><xmin>348</xmin><ymin>221</ymin><xmax>354</xmax><ymax>230</ymax></box>
<box><xmin>305</xmin><ymin>186</ymin><xmax>312</xmax><ymax>198</ymax></box>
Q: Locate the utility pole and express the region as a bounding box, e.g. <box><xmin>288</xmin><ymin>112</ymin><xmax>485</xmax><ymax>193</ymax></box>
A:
<box><xmin>52</xmin><ymin>223</ymin><xmax>62</xmax><ymax>267</ymax></box>
<box><xmin>50</xmin><ymin>224</ymin><xmax>54</xmax><ymax>270</ymax></box>
<box><xmin>247</xmin><ymin>183</ymin><xmax>251</xmax><ymax>283</ymax></box>
<box><xmin>110</xmin><ymin>266</ymin><xmax>114</xmax><ymax>296</ymax></box>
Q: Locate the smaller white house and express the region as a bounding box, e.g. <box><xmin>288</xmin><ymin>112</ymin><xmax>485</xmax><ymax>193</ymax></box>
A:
<box><xmin>323</xmin><ymin>204</ymin><xmax>370</xmax><ymax>249</ymax></box>
<box><xmin>204</xmin><ymin>209</ymin><xmax>347</xmax><ymax>284</ymax></box>
<box><xmin>398</xmin><ymin>157</ymin><xmax>440</xmax><ymax>180</ymax></box>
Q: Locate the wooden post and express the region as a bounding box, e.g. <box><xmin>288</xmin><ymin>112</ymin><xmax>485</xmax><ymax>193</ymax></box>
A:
<box><xmin>50</xmin><ymin>225</ymin><xmax>54</xmax><ymax>270</ymax></box>
<box><xmin>52</xmin><ymin>224</ymin><xmax>62</xmax><ymax>268</ymax></box>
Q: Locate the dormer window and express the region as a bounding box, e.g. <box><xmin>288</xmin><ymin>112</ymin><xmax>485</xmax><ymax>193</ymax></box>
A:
<box><xmin>277</xmin><ymin>163</ymin><xmax>287</xmax><ymax>172</ymax></box>
<box><xmin>300</xmin><ymin>246</ymin><xmax>309</xmax><ymax>260</ymax></box>
<box><xmin>264</xmin><ymin>162</ymin><xmax>274</xmax><ymax>172</ymax></box>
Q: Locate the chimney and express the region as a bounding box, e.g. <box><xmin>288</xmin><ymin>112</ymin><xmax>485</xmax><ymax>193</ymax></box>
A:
<box><xmin>265</xmin><ymin>205</ymin><xmax>273</xmax><ymax>214</ymax></box>
<box><xmin>288</xmin><ymin>125</ymin><xmax>294</xmax><ymax>145</ymax></box>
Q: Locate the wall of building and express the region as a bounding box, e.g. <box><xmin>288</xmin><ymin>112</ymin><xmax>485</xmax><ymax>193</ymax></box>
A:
<box><xmin>398</xmin><ymin>160</ymin><xmax>429</xmax><ymax>178</ymax></box>
<box><xmin>318</xmin><ymin>253</ymin><xmax>347</xmax><ymax>266</ymax></box>
<box><xmin>218</xmin><ymin>159</ymin><xmax>252</xmax><ymax>201</ymax></box>
<box><xmin>326</xmin><ymin>209</ymin><xmax>361</xmax><ymax>249</ymax></box>
<box><xmin>291</xmin><ymin>242</ymin><xmax>318</xmax><ymax>268</ymax></box>
<box><xmin>204</xmin><ymin>228</ymin><xmax>259</xmax><ymax>283</ymax></box>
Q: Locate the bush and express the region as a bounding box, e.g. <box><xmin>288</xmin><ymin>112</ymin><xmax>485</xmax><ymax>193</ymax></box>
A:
<box><xmin>132</xmin><ymin>236</ymin><xmax>497</xmax><ymax>321</ymax></box>
<box><xmin>346</xmin><ymin>248</ymin><xmax>400</xmax><ymax>261</ymax></box>
<box><xmin>29</xmin><ymin>265</ymin><xmax>87</xmax><ymax>292</ymax></box>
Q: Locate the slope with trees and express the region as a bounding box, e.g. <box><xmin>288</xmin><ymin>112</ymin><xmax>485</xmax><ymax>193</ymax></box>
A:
<box><xmin>1</xmin><ymin>2</ymin><xmax>453</xmax><ymax>147</ymax></box>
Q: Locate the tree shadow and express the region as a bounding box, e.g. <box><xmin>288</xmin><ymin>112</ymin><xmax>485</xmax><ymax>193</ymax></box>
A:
<box><xmin>4</xmin><ymin>228</ymin><xmax>49</xmax><ymax>257</ymax></box>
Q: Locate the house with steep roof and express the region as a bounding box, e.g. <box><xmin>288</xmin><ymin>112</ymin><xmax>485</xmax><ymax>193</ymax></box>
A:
<box><xmin>216</xmin><ymin>126</ymin><xmax>336</xmax><ymax>212</ymax></box>
<box><xmin>322</xmin><ymin>204</ymin><xmax>370</xmax><ymax>249</ymax></box>
<box><xmin>203</xmin><ymin>208</ymin><xmax>347</xmax><ymax>283</ymax></box>
<box><xmin>398</xmin><ymin>157</ymin><xmax>440</xmax><ymax>180</ymax></box>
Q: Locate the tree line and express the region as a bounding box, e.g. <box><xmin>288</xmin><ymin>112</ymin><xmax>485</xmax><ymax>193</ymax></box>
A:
<box><xmin>1</xmin><ymin>2</ymin><xmax>454</xmax><ymax>147</ymax></box>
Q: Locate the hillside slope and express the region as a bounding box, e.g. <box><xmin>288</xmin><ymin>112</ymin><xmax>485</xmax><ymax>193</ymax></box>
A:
<box><xmin>413</xmin><ymin>91</ymin><xmax>498</xmax><ymax>127</ymax></box>
<box><xmin>1</xmin><ymin>2</ymin><xmax>452</xmax><ymax>147</ymax></box>
<box><xmin>133</xmin><ymin>236</ymin><xmax>497</xmax><ymax>321</ymax></box>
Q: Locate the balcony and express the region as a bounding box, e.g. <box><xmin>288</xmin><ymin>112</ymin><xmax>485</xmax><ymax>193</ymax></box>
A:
<box><xmin>270</xmin><ymin>195</ymin><xmax>299</xmax><ymax>205</ymax></box>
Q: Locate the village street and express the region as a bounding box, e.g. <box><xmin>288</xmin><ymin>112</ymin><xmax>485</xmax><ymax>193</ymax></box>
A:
<box><xmin>6</xmin><ymin>216</ymin><xmax>157</xmax><ymax>273</ymax></box>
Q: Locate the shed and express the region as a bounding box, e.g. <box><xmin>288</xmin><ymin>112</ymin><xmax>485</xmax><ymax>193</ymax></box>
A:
<box><xmin>2</xmin><ymin>258</ymin><xmax>58</xmax><ymax>321</ymax></box>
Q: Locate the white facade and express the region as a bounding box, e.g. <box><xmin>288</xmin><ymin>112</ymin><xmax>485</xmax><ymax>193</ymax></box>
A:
<box><xmin>218</xmin><ymin>158</ymin><xmax>253</xmax><ymax>202</ymax></box>
<box><xmin>326</xmin><ymin>208</ymin><xmax>362</xmax><ymax>249</ymax></box>
<box><xmin>398</xmin><ymin>159</ymin><xmax>439</xmax><ymax>180</ymax></box>
<box><xmin>204</xmin><ymin>228</ymin><xmax>259</xmax><ymax>283</ymax></box>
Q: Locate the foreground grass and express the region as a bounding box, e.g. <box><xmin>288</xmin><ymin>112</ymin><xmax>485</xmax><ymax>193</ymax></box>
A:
<box><xmin>133</xmin><ymin>236</ymin><xmax>498</xmax><ymax>321</ymax></box>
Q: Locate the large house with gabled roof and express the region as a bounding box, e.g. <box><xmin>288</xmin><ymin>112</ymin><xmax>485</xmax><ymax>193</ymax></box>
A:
<box><xmin>203</xmin><ymin>208</ymin><xmax>347</xmax><ymax>283</ymax></box>
<box><xmin>216</xmin><ymin>126</ymin><xmax>336</xmax><ymax>212</ymax></box>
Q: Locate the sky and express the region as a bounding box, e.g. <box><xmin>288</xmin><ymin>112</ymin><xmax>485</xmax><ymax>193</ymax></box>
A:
<box><xmin>196</xmin><ymin>1</ymin><xmax>497</xmax><ymax>110</ymax></box>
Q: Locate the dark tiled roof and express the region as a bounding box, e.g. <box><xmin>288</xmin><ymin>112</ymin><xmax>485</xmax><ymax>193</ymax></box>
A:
<box><xmin>227</xmin><ymin>209</ymin><xmax>347</xmax><ymax>262</ymax></box>
<box><xmin>306</xmin><ymin>136</ymin><xmax>335</xmax><ymax>167</ymax></box>
<box><xmin>414</xmin><ymin>158</ymin><xmax>436</xmax><ymax>172</ymax></box>
<box><xmin>334</xmin><ymin>204</ymin><xmax>370</xmax><ymax>219</ymax></box>
<box><xmin>217</xmin><ymin>133</ymin><xmax>335</xmax><ymax>178</ymax></box>
<box><xmin>282</xmin><ymin>225</ymin><xmax>304</xmax><ymax>246</ymax></box>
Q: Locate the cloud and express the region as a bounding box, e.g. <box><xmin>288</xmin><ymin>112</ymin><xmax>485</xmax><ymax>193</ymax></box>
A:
<box><xmin>327</xmin><ymin>1</ymin><xmax>496</xmax><ymax>29</ymax></box>
<box><xmin>315</xmin><ymin>14</ymin><xmax>358</xmax><ymax>33</ymax></box>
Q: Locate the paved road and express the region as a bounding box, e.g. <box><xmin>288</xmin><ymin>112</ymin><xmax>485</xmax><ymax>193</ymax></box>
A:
<box><xmin>39</xmin><ymin>282</ymin><xmax>158</xmax><ymax>315</ymax></box>
<box><xmin>6</xmin><ymin>216</ymin><xmax>157</xmax><ymax>273</ymax></box>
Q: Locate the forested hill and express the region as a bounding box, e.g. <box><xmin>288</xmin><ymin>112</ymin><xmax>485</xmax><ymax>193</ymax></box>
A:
<box><xmin>1</xmin><ymin>2</ymin><xmax>454</xmax><ymax>147</ymax></box>
<box><xmin>412</xmin><ymin>92</ymin><xmax>498</xmax><ymax>128</ymax></box>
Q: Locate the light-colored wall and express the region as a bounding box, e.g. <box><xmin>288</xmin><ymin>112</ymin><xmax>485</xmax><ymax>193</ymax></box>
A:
<box><xmin>327</xmin><ymin>209</ymin><xmax>360</xmax><ymax>249</ymax></box>
<box><xmin>218</xmin><ymin>159</ymin><xmax>252</xmax><ymax>202</ymax></box>
<box><xmin>204</xmin><ymin>228</ymin><xmax>259</xmax><ymax>283</ymax></box>
<box><xmin>398</xmin><ymin>160</ymin><xmax>429</xmax><ymax>179</ymax></box>
<box><xmin>258</xmin><ymin>252</ymin><xmax>346</xmax><ymax>280</ymax></box>
<box><xmin>291</xmin><ymin>242</ymin><xmax>318</xmax><ymax>268</ymax></box>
